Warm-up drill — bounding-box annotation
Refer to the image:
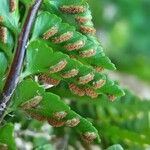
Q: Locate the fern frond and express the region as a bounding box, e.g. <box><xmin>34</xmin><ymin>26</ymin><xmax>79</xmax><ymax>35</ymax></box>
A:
<box><xmin>24</xmin><ymin>40</ymin><xmax>124</xmax><ymax>99</ymax></box>
<box><xmin>11</xmin><ymin>79</ymin><xmax>100</xmax><ymax>143</ymax></box>
<box><xmin>43</xmin><ymin>0</ymin><xmax>115</xmax><ymax>70</ymax></box>
<box><xmin>32</xmin><ymin>11</ymin><xmax>116</xmax><ymax>70</ymax></box>
<box><xmin>0</xmin><ymin>0</ymin><xmax>125</xmax><ymax>146</ymax></box>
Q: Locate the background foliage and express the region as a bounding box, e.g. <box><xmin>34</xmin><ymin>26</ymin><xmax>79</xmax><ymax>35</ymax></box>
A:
<box><xmin>88</xmin><ymin>0</ymin><xmax>150</xmax><ymax>82</ymax></box>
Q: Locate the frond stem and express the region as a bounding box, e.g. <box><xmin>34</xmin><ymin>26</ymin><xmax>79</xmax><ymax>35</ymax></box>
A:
<box><xmin>0</xmin><ymin>0</ymin><xmax>43</xmax><ymax>123</ymax></box>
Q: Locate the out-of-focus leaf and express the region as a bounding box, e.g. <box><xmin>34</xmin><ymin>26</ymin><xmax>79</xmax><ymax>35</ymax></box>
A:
<box><xmin>35</xmin><ymin>144</ymin><xmax>54</xmax><ymax>150</ymax></box>
<box><xmin>106</xmin><ymin>144</ymin><xmax>124</xmax><ymax>150</ymax></box>
<box><xmin>0</xmin><ymin>123</ymin><xmax>16</xmax><ymax>150</ymax></box>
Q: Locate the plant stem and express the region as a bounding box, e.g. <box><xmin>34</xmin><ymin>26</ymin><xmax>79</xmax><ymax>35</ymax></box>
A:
<box><xmin>0</xmin><ymin>0</ymin><xmax>43</xmax><ymax>123</ymax></box>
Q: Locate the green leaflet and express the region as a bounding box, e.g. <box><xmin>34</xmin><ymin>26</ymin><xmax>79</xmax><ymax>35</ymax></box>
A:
<box><xmin>49</xmin><ymin>81</ymin><xmax>124</xmax><ymax>101</ymax></box>
<box><xmin>0</xmin><ymin>52</ymin><xmax>7</xmax><ymax>79</ymax></box>
<box><xmin>51</xmin><ymin>88</ymin><xmax>150</xmax><ymax>147</ymax></box>
<box><xmin>100</xmin><ymin>124</ymin><xmax>150</xmax><ymax>146</ymax></box>
<box><xmin>0</xmin><ymin>52</ymin><xmax>7</xmax><ymax>91</ymax></box>
<box><xmin>0</xmin><ymin>123</ymin><xmax>17</xmax><ymax>150</ymax></box>
<box><xmin>25</xmin><ymin>40</ymin><xmax>68</xmax><ymax>75</ymax></box>
<box><xmin>11</xmin><ymin>79</ymin><xmax>100</xmax><ymax>143</ymax></box>
<box><xmin>31</xmin><ymin>11</ymin><xmax>115</xmax><ymax>70</ymax></box>
<box><xmin>97</xmin><ymin>79</ymin><xmax>125</xmax><ymax>97</ymax></box>
<box><xmin>0</xmin><ymin>1</ymin><xmax>124</xmax><ymax>98</ymax></box>
<box><xmin>24</xmin><ymin>40</ymin><xmax>124</xmax><ymax>98</ymax></box>
<box><xmin>0</xmin><ymin>0</ymin><xmax>19</xmax><ymax>33</ymax></box>
<box><xmin>43</xmin><ymin>0</ymin><xmax>116</xmax><ymax>70</ymax></box>
<box><xmin>11</xmin><ymin>79</ymin><xmax>45</xmax><ymax>110</ymax></box>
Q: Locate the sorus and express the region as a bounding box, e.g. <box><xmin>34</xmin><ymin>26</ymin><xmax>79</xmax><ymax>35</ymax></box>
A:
<box><xmin>93</xmin><ymin>79</ymin><xmax>106</xmax><ymax>89</ymax></box>
<box><xmin>61</xmin><ymin>69</ymin><xmax>79</xmax><ymax>78</ymax></box>
<box><xmin>75</xmin><ymin>16</ymin><xmax>90</xmax><ymax>23</ymax></box>
<box><xmin>69</xmin><ymin>83</ymin><xmax>85</xmax><ymax>96</ymax></box>
<box><xmin>85</xmin><ymin>88</ymin><xmax>98</xmax><ymax>98</ymax></box>
<box><xmin>81</xmin><ymin>132</ymin><xmax>97</xmax><ymax>143</ymax></box>
<box><xmin>108</xmin><ymin>95</ymin><xmax>116</xmax><ymax>102</ymax></box>
<box><xmin>79</xmin><ymin>73</ymin><xmax>94</xmax><ymax>84</ymax></box>
<box><xmin>95</xmin><ymin>66</ymin><xmax>105</xmax><ymax>72</ymax></box>
<box><xmin>79</xmin><ymin>49</ymin><xmax>96</xmax><ymax>58</ymax></box>
<box><xmin>10</xmin><ymin>0</ymin><xmax>16</xmax><ymax>12</ymax></box>
<box><xmin>49</xmin><ymin>60</ymin><xmax>67</xmax><ymax>73</ymax></box>
<box><xmin>80</xmin><ymin>25</ymin><xmax>96</xmax><ymax>34</ymax></box>
<box><xmin>65</xmin><ymin>117</ymin><xmax>80</xmax><ymax>127</ymax></box>
<box><xmin>43</xmin><ymin>26</ymin><xmax>58</xmax><ymax>40</ymax></box>
<box><xmin>21</xmin><ymin>96</ymin><xmax>42</xmax><ymax>110</ymax></box>
<box><xmin>29</xmin><ymin>113</ymin><xmax>47</xmax><ymax>122</ymax></box>
<box><xmin>60</xmin><ymin>5</ymin><xmax>85</xmax><ymax>14</ymax></box>
<box><xmin>38</xmin><ymin>74</ymin><xmax>60</xmax><ymax>86</ymax></box>
<box><xmin>53</xmin><ymin>111</ymin><xmax>67</xmax><ymax>120</ymax></box>
<box><xmin>65</xmin><ymin>40</ymin><xmax>85</xmax><ymax>51</ymax></box>
<box><xmin>52</xmin><ymin>32</ymin><xmax>73</xmax><ymax>43</ymax></box>
<box><xmin>0</xmin><ymin>26</ymin><xmax>7</xmax><ymax>43</ymax></box>
<box><xmin>0</xmin><ymin>16</ymin><xmax>4</xmax><ymax>22</ymax></box>
<box><xmin>48</xmin><ymin>117</ymin><xmax>64</xmax><ymax>127</ymax></box>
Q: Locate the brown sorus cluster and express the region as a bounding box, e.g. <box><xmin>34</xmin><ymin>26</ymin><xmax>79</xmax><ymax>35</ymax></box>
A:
<box><xmin>93</xmin><ymin>79</ymin><xmax>106</xmax><ymax>89</ymax></box>
<box><xmin>21</xmin><ymin>96</ymin><xmax>42</xmax><ymax>110</ymax></box>
<box><xmin>0</xmin><ymin>26</ymin><xmax>7</xmax><ymax>43</ymax></box>
<box><xmin>61</xmin><ymin>69</ymin><xmax>79</xmax><ymax>78</ymax></box>
<box><xmin>79</xmin><ymin>49</ymin><xmax>96</xmax><ymax>58</ymax></box>
<box><xmin>79</xmin><ymin>73</ymin><xmax>94</xmax><ymax>84</ymax></box>
<box><xmin>0</xmin><ymin>16</ymin><xmax>4</xmax><ymax>22</ymax></box>
<box><xmin>85</xmin><ymin>88</ymin><xmax>98</xmax><ymax>98</ymax></box>
<box><xmin>69</xmin><ymin>83</ymin><xmax>85</xmax><ymax>96</ymax></box>
<box><xmin>39</xmin><ymin>74</ymin><xmax>60</xmax><ymax>86</ymax></box>
<box><xmin>53</xmin><ymin>111</ymin><xmax>67</xmax><ymax>120</ymax></box>
<box><xmin>9</xmin><ymin>0</ymin><xmax>16</xmax><ymax>12</ymax></box>
<box><xmin>65</xmin><ymin>117</ymin><xmax>80</xmax><ymax>127</ymax></box>
<box><xmin>80</xmin><ymin>25</ymin><xmax>96</xmax><ymax>35</ymax></box>
<box><xmin>81</xmin><ymin>132</ymin><xmax>97</xmax><ymax>143</ymax></box>
<box><xmin>49</xmin><ymin>60</ymin><xmax>67</xmax><ymax>73</ymax></box>
<box><xmin>52</xmin><ymin>32</ymin><xmax>73</xmax><ymax>43</ymax></box>
<box><xmin>65</xmin><ymin>40</ymin><xmax>85</xmax><ymax>51</ymax></box>
<box><xmin>75</xmin><ymin>16</ymin><xmax>90</xmax><ymax>24</ymax></box>
<box><xmin>43</xmin><ymin>26</ymin><xmax>58</xmax><ymax>40</ymax></box>
<box><xmin>48</xmin><ymin>117</ymin><xmax>65</xmax><ymax>127</ymax></box>
<box><xmin>60</xmin><ymin>5</ymin><xmax>86</xmax><ymax>14</ymax></box>
<box><xmin>108</xmin><ymin>95</ymin><xmax>116</xmax><ymax>102</ymax></box>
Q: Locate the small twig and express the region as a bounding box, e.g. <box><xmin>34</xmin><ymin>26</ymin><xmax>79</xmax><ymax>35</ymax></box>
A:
<box><xmin>0</xmin><ymin>0</ymin><xmax>43</xmax><ymax>123</ymax></box>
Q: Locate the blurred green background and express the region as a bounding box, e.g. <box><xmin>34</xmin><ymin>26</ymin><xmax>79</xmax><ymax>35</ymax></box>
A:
<box><xmin>88</xmin><ymin>0</ymin><xmax>150</xmax><ymax>83</ymax></box>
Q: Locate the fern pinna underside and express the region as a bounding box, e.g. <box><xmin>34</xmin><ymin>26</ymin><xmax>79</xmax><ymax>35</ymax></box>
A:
<box><xmin>0</xmin><ymin>0</ymin><xmax>124</xmax><ymax>145</ymax></box>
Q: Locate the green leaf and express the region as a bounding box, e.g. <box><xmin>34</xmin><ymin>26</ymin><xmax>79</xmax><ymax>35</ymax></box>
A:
<box><xmin>0</xmin><ymin>123</ymin><xmax>16</xmax><ymax>150</ymax></box>
<box><xmin>43</xmin><ymin>1</ymin><xmax>116</xmax><ymax>70</ymax></box>
<box><xmin>0</xmin><ymin>0</ymin><xmax>19</xmax><ymax>32</ymax></box>
<box><xmin>0</xmin><ymin>52</ymin><xmax>7</xmax><ymax>91</ymax></box>
<box><xmin>0</xmin><ymin>52</ymin><xmax>7</xmax><ymax>79</ymax></box>
<box><xmin>11</xmin><ymin>79</ymin><xmax>44</xmax><ymax>110</ymax></box>
<box><xmin>25</xmin><ymin>40</ymin><xmax>124</xmax><ymax>98</ymax></box>
<box><xmin>98</xmin><ymin>79</ymin><xmax>125</xmax><ymax>97</ymax></box>
<box><xmin>28</xmin><ymin>92</ymin><xmax>100</xmax><ymax>143</ymax></box>
<box><xmin>11</xmin><ymin>79</ymin><xmax>100</xmax><ymax>143</ymax></box>
<box><xmin>32</xmin><ymin>11</ymin><xmax>115</xmax><ymax>70</ymax></box>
